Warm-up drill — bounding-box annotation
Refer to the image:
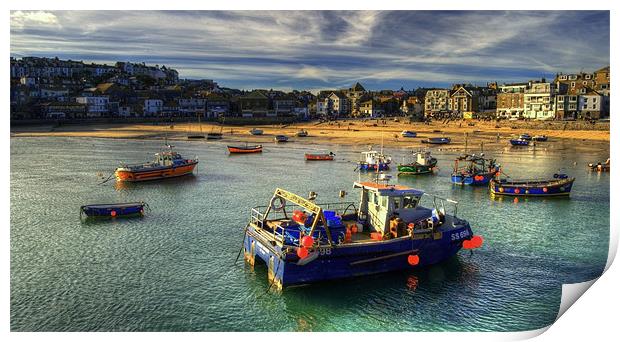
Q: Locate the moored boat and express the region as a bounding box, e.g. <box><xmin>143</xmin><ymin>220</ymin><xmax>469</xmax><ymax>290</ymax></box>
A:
<box><xmin>296</xmin><ymin>129</ymin><xmax>308</xmax><ymax>137</ymax></box>
<box><xmin>401</xmin><ymin>130</ymin><xmax>417</xmax><ymax>138</ymax></box>
<box><xmin>305</xmin><ymin>152</ymin><xmax>335</xmax><ymax>161</ymax></box>
<box><xmin>489</xmin><ymin>173</ymin><xmax>575</xmax><ymax>196</ymax></box>
<box><xmin>241</xmin><ymin>177</ymin><xmax>482</xmax><ymax>288</ymax></box>
<box><xmin>533</xmin><ymin>135</ymin><xmax>548</xmax><ymax>142</ymax></box>
<box><xmin>275</xmin><ymin>135</ymin><xmax>289</xmax><ymax>142</ymax></box>
<box><xmin>207</xmin><ymin>132</ymin><xmax>223</xmax><ymax>140</ymax></box>
<box><xmin>588</xmin><ymin>158</ymin><xmax>610</xmax><ymax>172</ymax></box>
<box><xmin>80</xmin><ymin>201</ymin><xmax>148</xmax><ymax>219</ymax></box>
<box><xmin>249</xmin><ymin>128</ymin><xmax>264</xmax><ymax>135</ymax></box>
<box><xmin>510</xmin><ymin>138</ymin><xmax>530</xmax><ymax>146</ymax></box>
<box><xmin>451</xmin><ymin>153</ymin><xmax>500</xmax><ymax>185</ymax></box>
<box><xmin>519</xmin><ymin>133</ymin><xmax>532</xmax><ymax>141</ymax></box>
<box><xmin>397</xmin><ymin>150</ymin><xmax>437</xmax><ymax>175</ymax></box>
<box><xmin>422</xmin><ymin>137</ymin><xmax>451</xmax><ymax>144</ymax></box>
<box><xmin>357</xmin><ymin>150</ymin><xmax>391</xmax><ymax>171</ymax></box>
<box><xmin>114</xmin><ymin>145</ymin><xmax>198</xmax><ymax>182</ymax></box>
<box><xmin>228</xmin><ymin>144</ymin><xmax>263</xmax><ymax>154</ymax></box>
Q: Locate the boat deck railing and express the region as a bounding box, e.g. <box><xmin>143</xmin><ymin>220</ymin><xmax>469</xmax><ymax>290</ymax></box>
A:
<box><xmin>421</xmin><ymin>193</ymin><xmax>459</xmax><ymax>219</ymax></box>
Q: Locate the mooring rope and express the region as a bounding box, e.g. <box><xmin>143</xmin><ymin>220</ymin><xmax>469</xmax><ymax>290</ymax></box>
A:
<box><xmin>97</xmin><ymin>172</ymin><xmax>114</xmax><ymax>185</ymax></box>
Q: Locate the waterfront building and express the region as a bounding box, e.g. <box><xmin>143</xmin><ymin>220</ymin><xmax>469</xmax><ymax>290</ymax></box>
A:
<box><xmin>178</xmin><ymin>98</ymin><xmax>206</xmax><ymax>117</ymax></box>
<box><xmin>344</xmin><ymin>82</ymin><xmax>366</xmax><ymax>116</ymax></box>
<box><xmin>325</xmin><ymin>92</ymin><xmax>349</xmax><ymax>116</ymax></box>
<box><xmin>578</xmin><ymin>90</ymin><xmax>604</xmax><ymax>120</ymax></box>
<box><xmin>449</xmin><ymin>85</ymin><xmax>479</xmax><ymax>118</ymax></box>
<box><xmin>143</xmin><ymin>99</ymin><xmax>163</xmax><ymax>116</ymax></box>
<box><xmin>238</xmin><ymin>90</ymin><xmax>269</xmax><ymax>117</ymax></box>
<box><xmin>424</xmin><ymin>89</ymin><xmax>450</xmax><ymax>117</ymax></box>
<box><xmin>496</xmin><ymin>83</ymin><xmax>527</xmax><ymax>119</ymax></box>
<box><xmin>76</xmin><ymin>96</ymin><xmax>110</xmax><ymax>117</ymax></box>
<box><xmin>359</xmin><ymin>98</ymin><xmax>382</xmax><ymax>117</ymax></box>
<box><xmin>523</xmin><ymin>80</ymin><xmax>556</xmax><ymax>120</ymax></box>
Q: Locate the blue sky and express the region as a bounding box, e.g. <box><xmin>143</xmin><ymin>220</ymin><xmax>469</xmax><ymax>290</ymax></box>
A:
<box><xmin>10</xmin><ymin>10</ymin><xmax>610</xmax><ymax>91</ymax></box>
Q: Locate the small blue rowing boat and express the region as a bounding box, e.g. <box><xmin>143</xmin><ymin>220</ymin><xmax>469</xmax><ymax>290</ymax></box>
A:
<box><xmin>80</xmin><ymin>202</ymin><xmax>148</xmax><ymax>219</ymax></box>
<box><xmin>489</xmin><ymin>174</ymin><xmax>575</xmax><ymax>197</ymax></box>
<box><xmin>510</xmin><ymin>139</ymin><xmax>530</xmax><ymax>146</ymax></box>
<box><xmin>533</xmin><ymin>135</ymin><xmax>548</xmax><ymax>142</ymax></box>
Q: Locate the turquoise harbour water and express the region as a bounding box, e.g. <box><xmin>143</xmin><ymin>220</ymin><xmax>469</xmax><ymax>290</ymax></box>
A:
<box><xmin>10</xmin><ymin>136</ymin><xmax>609</xmax><ymax>332</ymax></box>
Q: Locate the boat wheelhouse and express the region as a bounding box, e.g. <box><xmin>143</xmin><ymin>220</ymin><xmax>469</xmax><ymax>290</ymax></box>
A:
<box><xmin>489</xmin><ymin>173</ymin><xmax>575</xmax><ymax>197</ymax></box>
<box><xmin>275</xmin><ymin>135</ymin><xmax>289</xmax><ymax>142</ymax></box>
<box><xmin>241</xmin><ymin>177</ymin><xmax>481</xmax><ymax>289</ymax></box>
<box><xmin>357</xmin><ymin>150</ymin><xmax>391</xmax><ymax>171</ymax></box>
<box><xmin>451</xmin><ymin>153</ymin><xmax>500</xmax><ymax>185</ymax></box>
<box><xmin>397</xmin><ymin>150</ymin><xmax>437</xmax><ymax>175</ymax></box>
<box><xmin>114</xmin><ymin>146</ymin><xmax>198</xmax><ymax>182</ymax></box>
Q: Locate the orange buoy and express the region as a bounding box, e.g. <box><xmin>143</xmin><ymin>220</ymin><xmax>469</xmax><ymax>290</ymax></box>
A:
<box><xmin>471</xmin><ymin>235</ymin><xmax>484</xmax><ymax>248</ymax></box>
<box><xmin>513</xmin><ymin>197</ymin><xmax>519</xmax><ymax>203</ymax></box>
<box><xmin>297</xmin><ymin>247</ymin><xmax>309</xmax><ymax>259</ymax></box>
<box><xmin>407</xmin><ymin>254</ymin><xmax>420</xmax><ymax>266</ymax></box>
<box><xmin>514</xmin><ymin>188</ymin><xmax>520</xmax><ymax>194</ymax></box>
<box><xmin>407</xmin><ymin>223</ymin><xmax>415</xmax><ymax>230</ymax></box>
<box><xmin>499</xmin><ymin>187</ymin><xmax>504</xmax><ymax>192</ymax></box>
<box><xmin>462</xmin><ymin>240</ymin><xmax>473</xmax><ymax>249</ymax></box>
<box><xmin>110</xmin><ymin>210</ymin><xmax>117</xmax><ymax>217</ymax></box>
<box><xmin>301</xmin><ymin>236</ymin><xmax>314</xmax><ymax>248</ymax></box>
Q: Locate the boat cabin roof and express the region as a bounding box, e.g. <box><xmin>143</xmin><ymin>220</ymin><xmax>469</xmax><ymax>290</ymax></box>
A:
<box><xmin>361</xmin><ymin>150</ymin><xmax>380</xmax><ymax>155</ymax></box>
<box><xmin>354</xmin><ymin>181</ymin><xmax>424</xmax><ymax>197</ymax></box>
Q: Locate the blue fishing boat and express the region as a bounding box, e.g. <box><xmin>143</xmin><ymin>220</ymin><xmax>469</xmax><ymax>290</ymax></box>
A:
<box><xmin>423</xmin><ymin>137</ymin><xmax>451</xmax><ymax>144</ymax></box>
<box><xmin>510</xmin><ymin>138</ymin><xmax>530</xmax><ymax>146</ymax></box>
<box><xmin>357</xmin><ymin>150</ymin><xmax>391</xmax><ymax>171</ymax></box>
<box><xmin>519</xmin><ymin>133</ymin><xmax>532</xmax><ymax>141</ymax></box>
<box><xmin>240</xmin><ymin>176</ymin><xmax>482</xmax><ymax>289</ymax></box>
<box><xmin>451</xmin><ymin>153</ymin><xmax>500</xmax><ymax>185</ymax></box>
<box><xmin>80</xmin><ymin>202</ymin><xmax>148</xmax><ymax>219</ymax></box>
<box><xmin>489</xmin><ymin>173</ymin><xmax>575</xmax><ymax>196</ymax></box>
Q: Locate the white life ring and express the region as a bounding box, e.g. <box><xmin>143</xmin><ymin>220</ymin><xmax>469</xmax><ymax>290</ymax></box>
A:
<box><xmin>271</xmin><ymin>197</ymin><xmax>286</xmax><ymax>211</ymax></box>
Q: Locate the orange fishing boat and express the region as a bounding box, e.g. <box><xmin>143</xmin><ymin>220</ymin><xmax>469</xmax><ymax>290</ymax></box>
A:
<box><xmin>305</xmin><ymin>152</ymin><xmax>335</xmax><ymax>161</ymax></box>
<box><xmin>115</xmin><ymin>145</ymin><xmax>198</xmax><ymax>182</ymax></box>
<box><xmin>227</xmin><ymin>144</ymin><xmax>263</xmax><ymax>154</ymax></box>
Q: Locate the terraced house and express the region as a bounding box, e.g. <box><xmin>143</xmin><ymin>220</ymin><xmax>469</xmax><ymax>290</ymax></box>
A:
<box><xmin>496</xmin><ymin>83</ymin><xmax>527</xmax><ymax>119</ymax></box>
<box><xmin>424</xmin><ymin>89</ymin><xmax>450</xmax><ymax>117</ymax></box>
<box><xmin>523</xmin><ymin>79</ymin><xmax>556</xmax><ymax>120</ymax></box>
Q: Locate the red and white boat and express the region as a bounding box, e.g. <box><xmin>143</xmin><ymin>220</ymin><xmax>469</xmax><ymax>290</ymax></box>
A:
<box><xmin>305</xmin><ymin>152</ymin><xmax>335</xmax><ymax>161</ymax></box>
<box><xmin>115</xmin><ymin>145</ymin><xmax>198</xmax><ymax>182</ymax></box>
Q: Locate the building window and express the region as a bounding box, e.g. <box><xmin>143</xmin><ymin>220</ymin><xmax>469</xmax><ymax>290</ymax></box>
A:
<box><xmin>557</xmin><ymin>96</ymin><xmax>564</xmax><ymax>102</ymax></box>
<box><xmin>580</xmin><ymin>88</ymin><xmax>586</xmax><ymax>94</ymax></box>
<box><xmin>571</xmin><ymin>82</ymin><xmax>575</xmax><ymax>88</ymax></box>
<box><xmin>585</xmin><ymin>74</ymin><xmax>591</xmax><ymax>79</ymax></box>
<box><xmin>593</xmin><ymin>104</ymin><xmax>597</xmax><ymax>109</ymax></box>
<box><xmin>583</xmin><ymin>81</ymin><xmax>587</xmax><ymax>85</ymax></box>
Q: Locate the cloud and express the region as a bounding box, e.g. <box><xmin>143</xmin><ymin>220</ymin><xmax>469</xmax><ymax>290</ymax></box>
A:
<box><xmin>11</xmin><ymin>11</ymin><xmax>60</xmax><ymax>30</ymax></box>
<box><xmin>9</xmin><ymin>10</ymin><xmax>610</xmax><ymax>90</ymax></box>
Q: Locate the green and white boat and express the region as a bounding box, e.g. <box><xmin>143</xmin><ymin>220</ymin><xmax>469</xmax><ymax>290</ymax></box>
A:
<box><xmin>397</xmin><ymin>150</ymin><xmax>438</xmax><ymax>175</ymax></box>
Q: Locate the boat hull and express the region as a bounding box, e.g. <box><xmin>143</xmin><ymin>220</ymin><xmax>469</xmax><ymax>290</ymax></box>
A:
<box><xmin>243</xmin><ymin>222</ymin><xmax>472</xmax><ymax>288</ymax></box>
<box><xmin>423</xmin><ymin>138</ymin><xmax>451</xmax><ymax>144</ymax></box>
<box><xmin>451</xmin><ymin>171</ymin><xmax>497</xmax><ymax>185</ymax></box>
<box><xmin>305</xmin><ymin>154</ymin><xmax>334</xmax><ymax>161</ymax></box>
<box><xmin>489</xmin><ymin>177</ymin><xmax>575</xmax><ymax>196</ymax></box>
<box><xmin>397</xmin><ymin>160</ymin><xmax>437</xmax><ymax>175</ymax></box>
<box><xmin>228</xmin><ymin>145</ymin><xmax>262</xmax><ymax>154</ymax></box>
<box><xmin>510</xmin><ymin>139</ymin><xmax>530</xmax><ymax>146</ymax></box>
<box><xmin>115</xmin><ymin>162</ymin><xmax>198</xmax><ymax>182</ymax></box>
<box><xmin>358</xmin><ymin>162</ymin><xmax>390</xmax><ymax>171</ymax></box>
<box><xmin>81</xmin><ymin>202</ymin><xmax>145</xmax><ymax>218</ymax></box>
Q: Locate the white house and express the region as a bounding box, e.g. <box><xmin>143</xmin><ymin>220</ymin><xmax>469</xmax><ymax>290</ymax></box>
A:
<box><xmin>144</xmin><ymin>99</ymin><xmax>163</xmax><ymax>116</ymax></box>
<box><xmin>578</xmin><ymin>91</ymin><xmax>604</xmax><ymax>119</ymax></box>
<box><xmin>76</xmin><ymin>96</ymin><xmax>109</xmax><ymax>117</ymax></box>
<box><xmin>523</xmin><ymin>81</ymin><xmax>556</xmax><ymax>120</ymax></box>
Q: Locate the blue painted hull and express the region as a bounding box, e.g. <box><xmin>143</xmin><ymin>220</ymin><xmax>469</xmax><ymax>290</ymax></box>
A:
<box><xmin>490</xmin><ymin>178</ymin><xmax>575</xmax><ymax>196</ymax></box>
<box><xmin>80</xmin><ymin>203</ymin><xmax>145</xmax><ymax>218</ymax></box>
<box><xmin>510</xmin><ymin>139</ymin><xmax>529</xmax><ymax>146</ymax></box>
<box><xmin>244</xmin><ymin>222</ymin><xmax>473</xmax><ymax>287</ymax></box>
<box><xmin>451</xmin><ymin>171</ymin><xmax>496</xmax><ymax>185</ymax></box>
<box><xmin>358</xmin><ymin>163</ymin><xmax>390</xmax><ymax>171</ymax></box>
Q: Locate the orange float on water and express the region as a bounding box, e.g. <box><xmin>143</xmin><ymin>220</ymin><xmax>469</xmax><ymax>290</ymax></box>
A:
<box><xmin>462</xmin><ymin>240</ymin><xmax>473</xmax><ymax>249</ymax></box>
<box><xmin>471</xmin><ymin>235</ymin><xmax>484</xmax><ymax>248</ymax></box>
<box><xmin>407</xmin><ymin>254</ymin><xmax>420</xmax><ymax>266</ymax></box>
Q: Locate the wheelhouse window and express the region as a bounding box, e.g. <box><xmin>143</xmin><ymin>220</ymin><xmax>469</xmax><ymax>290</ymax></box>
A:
<box><xmin>402</xmin><ymin>196</ymin><xmax>418</xmax><ymax>208</ymax></box>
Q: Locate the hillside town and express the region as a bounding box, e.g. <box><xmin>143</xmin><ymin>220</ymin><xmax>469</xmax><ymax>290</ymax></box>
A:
<box><xmin>10</xmin><ymin>57</ymin><xmax>611</xmax><ymax>122</ymax></box>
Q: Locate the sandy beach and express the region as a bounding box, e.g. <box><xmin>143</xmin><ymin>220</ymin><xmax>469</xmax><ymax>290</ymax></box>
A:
<box><xmin>10</xmin><ymin>119</ymin><xmax>610</xmax><ymax>152</ymax></box>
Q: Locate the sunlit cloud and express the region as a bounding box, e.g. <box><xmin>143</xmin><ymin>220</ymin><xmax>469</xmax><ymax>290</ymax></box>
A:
<box><xmin>10</xmin><ymin>10</ymin><xmax>610</xmax><ymax>90</ymax></box>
